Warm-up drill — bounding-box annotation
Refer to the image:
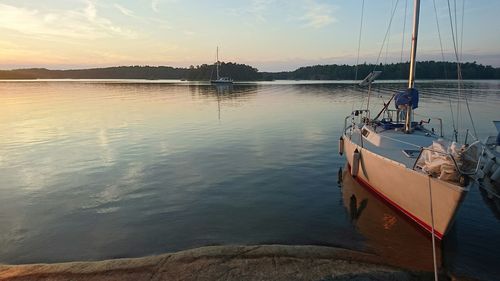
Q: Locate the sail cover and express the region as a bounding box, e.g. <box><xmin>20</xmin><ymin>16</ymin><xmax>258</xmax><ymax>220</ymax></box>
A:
<box><xmin>416</xmin><ymin>139</ymin><xmax>480</xmax><ymax>182</ymax></box>
<box><xmin>394</xmin><ymin>88</ymin><xmax>419</xmax><ymax>109</ymax></box>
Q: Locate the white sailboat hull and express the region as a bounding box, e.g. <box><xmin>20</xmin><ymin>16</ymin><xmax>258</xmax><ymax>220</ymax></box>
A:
<box><xmin>210</xmin><ymin>79</ymin><xmax>233</xmax><ymax>84</ymax></box>
<box><xmin>342</xmin><ymin>135</ymin><xmax>468</xmax><ymax>239</ymax></box>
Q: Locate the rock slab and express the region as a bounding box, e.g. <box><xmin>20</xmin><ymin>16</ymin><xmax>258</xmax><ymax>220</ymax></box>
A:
<box><xmin>0</xmin><ymin>245</ymin><xmax>437</xmax><ymax>281</ymax></box>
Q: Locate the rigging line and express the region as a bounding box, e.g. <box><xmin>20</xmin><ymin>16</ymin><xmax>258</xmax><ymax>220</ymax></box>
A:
<box><xmin>459</xmin><ymin>0</ymin><xmax>477</xmax><ymax>139</ymax></box>
<box><xmin>400</xmin><ymin>0</ymin><xmax>408</xmax><ymax>63</ymax></box>
<box><xmin>446</xmin><ymin>0</ymin><xmax>462</xmax><ymax>138</ymax></box>
<box><xmin>433</xmin><ymin>0</ymin><xmax>456</xmax><ymax>134</ymax></box>
<box><xmin>353</xmin><ymin>0</ymin><xmax>365</xmax><ymax>112</ymax></box>
<box><xmin>384</xmin><ymin>0</ymin><xmax>396</xmax><ymax>66</ymax></box>
<box><xmin>454</xmin><ymin>0</ymin><xmax>459</xmax><ymax>60</ymax></box>
<box><xmin>373</xmin><ymin>0</ymin><xmax>400</xmax><ymax>72</ymax></box>
<box><xmin>368</xmin><ymin>0</ymin><xmax>399</xmax><ymax>113</ymax></box>
<box><xmin>460</xmin><ymin>0</ymin><xmax>465</xmax><ymax>62</ymax></box>
<box><xmin>354</xmin><ymin>0</ymin><xmax>365</xmax><ymax>82</ymax></box>
<box><xmin>447</xmin><ymin>0</ymin><xmax>477</xmax><ymax>139</ymax></box>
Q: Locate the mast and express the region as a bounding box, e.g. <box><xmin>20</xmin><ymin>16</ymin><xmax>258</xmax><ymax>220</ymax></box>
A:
<box><xmin>405</xmin><ymin>0</ymin><xmax>420</xmax><ymax>133</ymax></box>
<box><xmin>216</xmin><ymin>46</ymin><xmax>220</xmax><ymax>80</ymax></box>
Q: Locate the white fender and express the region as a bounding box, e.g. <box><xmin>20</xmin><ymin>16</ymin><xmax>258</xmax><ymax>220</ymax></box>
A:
<box><xmin>351</xmin><ymin>149</ymin><xmax>360</xmax><ymax>177</ymax></box>
<box><xmin>338</xmin><ymin>136</ymin><xmax>344</xmax><ymax>156</ymax></box>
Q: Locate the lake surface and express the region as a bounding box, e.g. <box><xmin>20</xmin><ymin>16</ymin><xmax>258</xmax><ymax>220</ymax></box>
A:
<box><xmin>1</xmin><ymin>80</ymin><xmax>499</xmax><ymax>280</ymax></box>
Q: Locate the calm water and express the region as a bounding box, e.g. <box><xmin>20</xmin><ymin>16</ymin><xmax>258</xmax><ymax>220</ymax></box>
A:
<box><xmin>1</xmin><ymin>80</ymin><xmax>499</xmax><ymax>279</ymax></box>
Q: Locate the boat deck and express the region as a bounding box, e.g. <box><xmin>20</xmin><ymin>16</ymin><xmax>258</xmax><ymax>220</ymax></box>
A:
<box><xmin>347</xmin><ymin>124</ymin><xmax>438</xmax><ymax>169</ymax></box>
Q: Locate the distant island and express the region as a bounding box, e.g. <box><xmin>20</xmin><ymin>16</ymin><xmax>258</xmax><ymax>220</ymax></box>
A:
<box><xmin>1</xmin><ymin>61</ymin><xmax>499</xmax><ymax>81</ymax></box>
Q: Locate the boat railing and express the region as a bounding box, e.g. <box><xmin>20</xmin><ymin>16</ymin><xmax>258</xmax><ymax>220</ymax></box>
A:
<box><xmin>344</xmin><ymin>109</ymin><xmax>370</xmax><ymax>133</ymax></box>
<box><xmin>412</xmin><ymin>142</ymin><xmax>485</xmax><ymax>180</ymax></box>
<box><xmin>413</xmin><ymin>113</ymin><xmax>444</xmax><ymax>137</ymax></box>
<box><xmin>382</xmin><ymin>110</ymin><xmax>443</xmax><ymax>137</ymax></box>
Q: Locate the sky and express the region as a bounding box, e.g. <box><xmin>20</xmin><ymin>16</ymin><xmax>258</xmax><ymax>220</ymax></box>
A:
<box><xmin>0</xmin><ymin>0</ymin><xmax>499</xmax><ymax>72</ymax></box>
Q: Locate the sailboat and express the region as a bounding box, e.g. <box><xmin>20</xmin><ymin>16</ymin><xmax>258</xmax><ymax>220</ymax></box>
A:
<box><xmin>211</xmin><ymin>46</ymin><xmax>233</xmax><ymax>84</ymax></box>
<box><xmin>340</xmin><ymin>0</ymin><xmax>481</xmax><ymax>239</ymax></box>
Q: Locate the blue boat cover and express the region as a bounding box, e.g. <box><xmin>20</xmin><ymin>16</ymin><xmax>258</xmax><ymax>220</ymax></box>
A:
<box><xmin>394</xmin><ymin>88</ymin><xmax>419</xmax><ymax>109</ymax></box>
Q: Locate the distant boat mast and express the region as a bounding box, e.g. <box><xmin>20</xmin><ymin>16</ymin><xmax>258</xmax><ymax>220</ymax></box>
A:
<box><xmin>216</xmin><ymin>46</ymin><xmax>220</xmax><ymax>80</ymax></box>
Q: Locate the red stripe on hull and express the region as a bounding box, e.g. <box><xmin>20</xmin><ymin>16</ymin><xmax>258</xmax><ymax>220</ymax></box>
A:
<box><xmin>346</xmin><ymin>164</ymin><xmax>444</xmax><ymax>240</ymax></box>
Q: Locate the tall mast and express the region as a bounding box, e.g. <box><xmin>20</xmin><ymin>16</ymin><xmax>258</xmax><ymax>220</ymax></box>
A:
<box><xmin>408</xmin><ymin>0</ymin><xmax>420</xmax><ymax>88</ymax></box>
<box><xmin>405</xmin><ymin>0</ymin><xmax>420</xmax><ymax>133</ymax></box>
<box><xmin>216</xmin><ymin>46</ymin><xmax>220</xmax><ymax>80</ymax></box>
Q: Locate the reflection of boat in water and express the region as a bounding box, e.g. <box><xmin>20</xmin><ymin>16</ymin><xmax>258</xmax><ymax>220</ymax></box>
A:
<box><xmin>214</xmin><ymin>83</ymin><xmax>233</xmax><ymax>93</ymax></box>
<box><xmin>340</xmin><ymin>166</ymin><xmax>442</xmax><ymax>271</ymax></box>
<box><xmin>214</xmin><ymin>84</ymin><xmax>233</xmax><ymax>121</ymax></box>
<box><xmin>186</xmin><ymin>84</ymin><xmax>257</xmax><ymax>121</ymax></box>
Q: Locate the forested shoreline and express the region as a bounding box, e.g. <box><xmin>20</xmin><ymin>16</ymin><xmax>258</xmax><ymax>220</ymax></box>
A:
<box><xmin>1</xmin><ymin>61</ymin><xmax>499</xmax><ymax>81</ymax></box>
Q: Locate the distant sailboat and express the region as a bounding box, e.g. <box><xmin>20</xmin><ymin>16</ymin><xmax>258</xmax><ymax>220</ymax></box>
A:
<box><xmin>340</xmin><ymin>0</ymin><xmax>482</xmax><ymax>239</ymax></box>
<box><xmin>211</xmin><ymin>46</ymin><xmax>233</xmax><ymax>84</ymax></box>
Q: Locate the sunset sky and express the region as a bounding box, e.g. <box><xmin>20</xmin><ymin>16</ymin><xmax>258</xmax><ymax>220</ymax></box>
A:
<box><xmin>0</xmin><ymin>0</ymin><xmax>499</xmax><ymax>71</ymax></box>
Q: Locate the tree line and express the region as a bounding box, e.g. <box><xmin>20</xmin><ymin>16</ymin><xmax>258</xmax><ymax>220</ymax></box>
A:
<box><xmin>262</xmin><ymin>61</ymin><xmax>500</xmax><ymax>80</ymax></box>
<box><xmin>1</xmin><ymin>61</ymin><xmax>498</xmax><ymax>81</ymax></box>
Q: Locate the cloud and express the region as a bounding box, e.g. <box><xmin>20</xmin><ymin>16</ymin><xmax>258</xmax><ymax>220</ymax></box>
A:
<box><xmin>224</xmin><ymin>0</ymin><xmax>274</xmax><ymax>24</ymax></box>
<box><xmin>152</xmin><ymin>0</ymin><xmax>160</xmax><ymax>12</ymax></box>
<box><xmin>114</xmin><ymin>3</ymin><xmax>135</xmax><ymax>18</ymax></box>
<box><xmin>301</xmin><ymin>2</ymin><xmax>337</xmax><ymax>29</ymax></box>
<box><xmin>84</xmin><ymin>0</ymin><xmax>97</xmax><ymax>21</ymax></box>
<box><xmin>113</xmin><ymin>2</ymin><xmax>171</xmax><ymax>29</ymax></box>
<box><xmin>0</xmin><ymin>2</ymin><xmax>136</xmax><ymax>40</ymax></box>
<box><xmin>250</xmin><ymin>0</ymin><xmax>273</xmax><ymax>22</ymax></box>
<box><xmin>152</xmin><ymin>0</ymin><xmax>180</xmax><ymax>12</ymax></box>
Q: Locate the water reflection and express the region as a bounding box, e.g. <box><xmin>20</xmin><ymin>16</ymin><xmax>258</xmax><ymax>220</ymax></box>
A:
<box><xmin>340</xmin><ymin>165</ymin><xmax>442</xmax><ymax>271</ymax></box>
<box><xmin>189</xmin><ymin>84</ymin><xmax>258</xmax><ymax>100</ymax></box>
<box><xmin>0</xmin><ymin>81</ymin><xmax>499</xmax><ymax>279</ymax></box>
<box><xmin>478</xmin><ymin>181</ymin><xmax>500</xmax><ymax>221</ymax></box>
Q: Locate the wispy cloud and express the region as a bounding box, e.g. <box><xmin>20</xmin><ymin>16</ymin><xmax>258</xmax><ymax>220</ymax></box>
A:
<box><xmin>152</xmin><ymin>0</ymin><xmax>180</xmax><ymax>13</ymax></box>
<box><xmin>224</xmin><ymin>0</ymin><xmax>274</xmax><ymax>24</ymax></box>
<box><xmin>250</xmin><ymin>0</ymin><xmax>273</xmax><ymax>23</ymax></box>
<box><xmin>84</xmin><ymin>0</ymin><xmax>97</xmax><ymax>21</ymax></box>
<box><xmin>301</xmin><ymin>1</ymin><xmax>337</xmax><ymax>29</ymax></box>
<box><xmin>151</xmin><ymin>0</ymin><xmax>160</xmax><ymax>12</ymax></box>
<box><xmin>0</xmin><ymin>2</ymin><xmax>136</xmax><ymax>40</ymax></box>
<box><xmin>114</xmin><ymin>3</ymin><xmax>135</xmax><ymax>18</ymax></box>
<box><xmin>113</xmin><ymin>2</ymin><xmax>171</xmax><ymax>28</ymax></box>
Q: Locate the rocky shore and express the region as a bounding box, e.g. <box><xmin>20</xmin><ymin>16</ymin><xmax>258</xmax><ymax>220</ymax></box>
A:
<box><xmin>0</xmin><ymin>245</ymin><xmax>441</xmax><ymax>281</ymax></box>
